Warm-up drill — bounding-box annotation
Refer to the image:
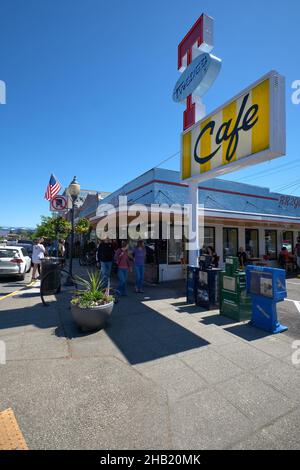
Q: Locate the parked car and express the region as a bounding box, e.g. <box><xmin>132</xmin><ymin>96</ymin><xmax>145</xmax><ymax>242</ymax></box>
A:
<box><xmin>17</xmin><ymin>241</ymin><xmax>33</xmax><ymax>258</ymax></box>
<box><xmin>0</xmin><ymin>246</ymin><xmax>32</xmax><ymax>280</ymax></box>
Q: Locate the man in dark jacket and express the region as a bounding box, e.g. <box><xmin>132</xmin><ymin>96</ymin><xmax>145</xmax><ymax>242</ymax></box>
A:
<box><xmin>97</xmin><ymin>238</ymin><xmax>115</xmax><ymax>288</ymax></box>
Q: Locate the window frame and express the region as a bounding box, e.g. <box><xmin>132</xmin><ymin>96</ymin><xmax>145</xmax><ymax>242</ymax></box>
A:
<box><xmin>223</xmin><ymin>227</ymin><xmax>238</xmax><ymax>261</ymax></box>
<box><xmin>245</xmin><ymin>228</ymin><xmax>259</xmax><ymax>258</ymax></box>
<box><xmin>281</xmin><ymin>231</ymin><xmax>294</xmax><ymax>253</ymax></box>
<box><xmin>204</xmin><ymin>226</ymin><xmax>216</xmax><ymax>251</ymax></box>
<box><xmin>264</xmin><ymin>229</ymin><xmax>277</xmax><ymax>260</ymax></box>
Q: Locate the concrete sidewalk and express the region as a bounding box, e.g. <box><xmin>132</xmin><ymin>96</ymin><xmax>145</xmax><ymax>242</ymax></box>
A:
<box><xmin>0</xmin><ymin>266</ymin><xmax>300</xmax><ymax>449</ymax></box>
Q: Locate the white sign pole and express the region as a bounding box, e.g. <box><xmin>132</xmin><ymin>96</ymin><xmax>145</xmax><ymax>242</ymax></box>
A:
<box><xmin>188</xmin><ymin>98</ymin><xmax>206</xmax><ymax>267</ymax></box>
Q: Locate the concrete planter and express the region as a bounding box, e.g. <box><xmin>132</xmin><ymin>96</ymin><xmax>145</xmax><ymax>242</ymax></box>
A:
<box><xmin>71</xmin><ymin>301</ymin><xmax>114</xmax><ymax>332</ymax></box>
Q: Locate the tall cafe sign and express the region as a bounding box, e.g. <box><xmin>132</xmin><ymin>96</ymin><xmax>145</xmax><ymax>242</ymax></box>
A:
<box><xmin>173</xmin><ymin>13</ymin><xmax>286</xmax><ymax>263</ymax></box>
<box><xmin>181</xmin><ymin>71</ymin><xmax>286</xmax><ymax>182</ymax></box>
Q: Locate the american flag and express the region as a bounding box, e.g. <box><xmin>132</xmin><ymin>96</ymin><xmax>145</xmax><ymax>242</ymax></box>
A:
<box><xmin>44</xmin><ymin>174</ymin><xmax>61</xmax><ymax>201</ymax></box>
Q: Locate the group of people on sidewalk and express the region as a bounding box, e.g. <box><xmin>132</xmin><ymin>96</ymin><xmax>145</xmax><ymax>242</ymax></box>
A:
<box><xmin>96</xmin><ymin>239</ymin><xmax>146</xmax><ymax>296</ymax></box>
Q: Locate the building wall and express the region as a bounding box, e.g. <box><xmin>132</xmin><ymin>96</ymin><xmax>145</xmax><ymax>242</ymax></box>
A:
<box><xmin>94</xmin><ymin>168</ymin><xmax>300</xmax><ymax>282</ymax></box>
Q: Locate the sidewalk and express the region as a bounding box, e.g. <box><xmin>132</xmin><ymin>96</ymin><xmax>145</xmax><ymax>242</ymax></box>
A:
<box><xmin>0</xmin><ymin>262</ymin><xmax>300</xmax><ymax>449</ymax></box>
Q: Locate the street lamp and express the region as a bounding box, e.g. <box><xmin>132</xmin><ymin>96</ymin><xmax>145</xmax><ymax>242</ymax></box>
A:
<box><xmin>67</xmin><ymin>176</ymin><xmax>80</xmax><ymax>283</ymax></box>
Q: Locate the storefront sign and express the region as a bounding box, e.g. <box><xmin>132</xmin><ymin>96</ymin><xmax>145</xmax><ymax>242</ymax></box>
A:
<box><xmin>181</xmin><ymin>71</ymin><xmax>286</xmax><ymax>182</ymax></box>
<box><xmin>279</xmin><ymin>195</ymin><xmax>300</xmax><ymax>209</ymax></box>
<box><xmin>173</xmin><ymin>52</ymin><xmax>221</xmax><ymax>103</ymax></box>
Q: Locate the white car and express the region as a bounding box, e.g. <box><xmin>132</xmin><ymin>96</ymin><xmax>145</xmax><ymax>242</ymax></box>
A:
<box><xmin>0</xmin><ymin>245</ymin><xmax>32</xmax><ymax>280</ymax></box>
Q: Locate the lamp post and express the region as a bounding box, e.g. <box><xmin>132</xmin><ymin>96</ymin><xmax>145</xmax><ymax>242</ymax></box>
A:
<box><xmin>67</xmin><ymin>176</ymin><xmax>80</xmax><ymax>283</ymax></box>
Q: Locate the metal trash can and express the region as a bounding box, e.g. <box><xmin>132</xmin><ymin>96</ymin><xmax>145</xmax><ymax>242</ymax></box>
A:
<box><xmin>41</xmin><ymin>257</ymin><xmax>63</xmax><ymax>295</ymax></box>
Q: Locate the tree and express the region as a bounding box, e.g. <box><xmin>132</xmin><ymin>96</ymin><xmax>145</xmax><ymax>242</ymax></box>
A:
<box><xmin>75</xmin><ymin>218</ymin><xmax>92</xmax><ymax>235</ymax></box>
<box><xmin>34</xmin><ymin>216</ymin><xmax>71</xmax><ymax>240</ymax></box>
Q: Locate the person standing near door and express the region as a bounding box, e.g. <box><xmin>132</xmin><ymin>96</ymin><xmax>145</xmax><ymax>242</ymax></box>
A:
<box><xmin>133</xmin><ymin>240</ymin><xmax>146</xmax><ymax>293</ymax></box>
<box><xmin>294</xmin><ymin>237</ymin><xmax>300</xmax><ymax>271</ymax></box>
<box><xmin>115</xmin><ymin>241</ymin><xmax>131</xmax><ymax>296</ymax></box>
<box><xmin>97</xmin><ymin>238</ymin><xmax>115</xmax><ymax>288</ymax></box>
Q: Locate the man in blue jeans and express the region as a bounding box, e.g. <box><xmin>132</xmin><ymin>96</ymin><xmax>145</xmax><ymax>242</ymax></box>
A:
<box><xmin>97</xmin><ymin>238</ymin><xmax>115</xmax><ymax>288</ymax></box>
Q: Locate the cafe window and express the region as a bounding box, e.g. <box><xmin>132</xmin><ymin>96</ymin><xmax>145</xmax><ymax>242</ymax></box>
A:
<box><xmin>265</xmin><ymin>230</ymin><xmax>277</xmax><ymax>260</ymax></box>
<box><xmin>167</xmin><ymin>225</ymin><xmax>183</xmax><ymax>265</ymax></box>
<box><xmin>168</xmin><ymin>238</ymin><xmax>183</xmax><ymax>265</ymax></box>
<box><xmin>223</xmin><ymin>228</ymin><xmax>238</xmax><ymax>260</ymax></box>
<box><xmin>204</xmin><ymin>227</ymin><xmax>215</xmax><ymax>250</ymax></box>
<box><xmin>281</xmin><ymin>231</ymin><xmax>293</xmax><ymax>253</ymax></box>
<box><xmin>245</xmin><ymin>229</ymin><xmax>259</xmax><ymax>258</ymax></box>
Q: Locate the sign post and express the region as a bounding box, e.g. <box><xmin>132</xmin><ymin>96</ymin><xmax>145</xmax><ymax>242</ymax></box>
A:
<box><xmin>174</xmin><ymin>13</ymin><xmax>285</xmax><ymax>271</ymax></box>
<box><xmin>175</xmin><ymin>13</ymin><xmax>221</xmax><ymax>266</ymax></box>
<box><xmin>50</xmin><ymin>195</ymin><xmax>68</xmax><ymax>212</ymax></box>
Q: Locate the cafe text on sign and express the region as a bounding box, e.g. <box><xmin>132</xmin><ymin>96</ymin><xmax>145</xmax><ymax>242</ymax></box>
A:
<box><xmin>181</xmin><ymin>71</ymin><xmax>286</xmax><ymax>182</ymax></box>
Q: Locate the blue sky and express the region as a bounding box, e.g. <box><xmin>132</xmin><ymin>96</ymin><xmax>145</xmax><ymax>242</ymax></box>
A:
<box><xmin>0</xmin><ymin>0</ymin><xmax>299</xmax><ymax>227</ymax></box>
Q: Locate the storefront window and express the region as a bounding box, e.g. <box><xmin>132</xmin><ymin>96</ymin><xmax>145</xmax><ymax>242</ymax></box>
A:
<box><xmin>168</xmin><ymin>238</ymin><xmax>182</xmax><ymax>264</ymax></box>
<box><xmin>204</xmin><ymin>227</ymin><xmax>215</xmax><ymax>250</ymax></box>
<box><xmin>281</xmin><ymin>231</ymin><xmax>293</xmax><ymax>253</ymax></box>
<box><xmin>223</xmin><ymin>228</ymin><xmax>238</xmax><ymax>260</ymax></box>
<box><xmin>265</xmin><ymin>230</ymin><xmax>277</xmax><ymax>260</ymax></box>
<box><xmin>245</xmin><ymin>229</ymin><xmax>259</xmax><ymax>258</ymax></box>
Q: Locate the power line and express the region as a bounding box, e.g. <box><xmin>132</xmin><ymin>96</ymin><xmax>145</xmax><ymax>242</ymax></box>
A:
<box><xmin>273</xmin><ymin>178</ymin><xmax>300</xmax><ymax>192</ymax></box>
<box><xmin>154</xmin><ymin>151</ymin><xmax>180</xmax><ymax>169</ymax></box>
<box><xmin>237</xmin><ymin>159</ymin><xmax>300</xmax><ymax>182</ymax></box>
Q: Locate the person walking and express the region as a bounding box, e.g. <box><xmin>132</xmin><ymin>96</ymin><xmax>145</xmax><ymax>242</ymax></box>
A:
<box><xmin>207</xmin><ymin>245</ymin><xmax>219</xmax><ymax>268</ymax></box>
<box><xmin>31</xmin><ymin>238</ymin><xmax>45</xmax><ymax>281</ymax></box>
<box><xmin>58</xmin><ymin>239</ymin><xmax>66</xmax><ymax>268</ymax></box>
<box><xmin>115</xmin><ymin>241</ymin><xmax>131</xmax><ymax>296</ymax></box>
<box><xmin>133</xmin><ymin>240</ymin><xmax>146</xmax><ymax>293</ymax></box>
<box><xmin>237</xmin><ymin>247</ymin><xmax>248</xmax><ymax>269</ymax></box>
<box><xmin>294</xmin><ymin>237</ymin><xmax>300</xmax><ymax>271</ymax></box>
<box><xmin>97</xmin><ymin>238</ymin><xmax>115</xmax><ymax>288</ymax></box>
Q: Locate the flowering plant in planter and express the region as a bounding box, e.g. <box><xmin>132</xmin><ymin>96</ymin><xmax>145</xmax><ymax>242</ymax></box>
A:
<box><xmin>70</xmin><ymin>271</ymin><xmax>114</xmax><ymax>331</ymax></box>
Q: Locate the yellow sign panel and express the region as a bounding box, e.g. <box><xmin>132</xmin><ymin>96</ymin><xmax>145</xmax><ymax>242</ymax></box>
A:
<box><xmin>181</xmin><ymin>71</ymin><xmax>285</xmax><ymax>182</ymax></box>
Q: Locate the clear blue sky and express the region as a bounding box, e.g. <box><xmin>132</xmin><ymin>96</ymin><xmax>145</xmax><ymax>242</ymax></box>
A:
<box><xmin>0</xmin><ymin>0</ymin><xmax>299</xmax><ymax>227</ymax></box>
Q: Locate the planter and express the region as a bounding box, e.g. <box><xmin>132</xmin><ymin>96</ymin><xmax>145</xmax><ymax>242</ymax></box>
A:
<box><xmin>71</xmin><ymin>301</ymin><xmax>114</xmax><ymax>332</ymax></box>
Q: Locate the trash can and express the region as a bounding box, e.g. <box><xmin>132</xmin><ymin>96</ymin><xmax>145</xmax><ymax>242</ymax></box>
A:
<box><xmin>41</xmin><ymin>257</ymin><xmax>63</xmax><ymax>295</ymax></box>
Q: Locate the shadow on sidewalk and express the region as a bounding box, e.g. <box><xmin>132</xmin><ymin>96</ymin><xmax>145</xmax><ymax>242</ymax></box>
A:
<box><xmin>59</xmin><ymin>291</ymin><xmax>210</xmax><ymax>364</ymax></box>
<box><xmin>0</xmin><ymin>280</ymin><xmax>211</xmax><ymax>365</ymax></box>
<box><xmin>223</xmin><ymin>323</ymin><xmax>270</xmax><ymax>341</ymax></box>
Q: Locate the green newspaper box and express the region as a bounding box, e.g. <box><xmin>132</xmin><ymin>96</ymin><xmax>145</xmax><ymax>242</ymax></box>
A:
<box><xmin>219</xmin><ymin>257</ymin><xmax>252</xmax><ymax>321</ymax></box>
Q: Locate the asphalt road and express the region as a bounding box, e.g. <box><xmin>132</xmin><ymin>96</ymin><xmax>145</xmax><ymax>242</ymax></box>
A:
<box><xmin>0</xmin><ymin>272</ymin><xmax>33</xmax><ymax>298</ymax></box>
<box><xmin>279</xmin><ymin>278</ymin><xmax>300</xmax><ymax>340</ymax></box>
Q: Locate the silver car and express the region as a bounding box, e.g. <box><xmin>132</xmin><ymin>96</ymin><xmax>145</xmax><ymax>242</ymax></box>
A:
<box><xmin>0</xmin><ymin>245</ymin><xmax>32</xmax><ymax>280</ymax></box>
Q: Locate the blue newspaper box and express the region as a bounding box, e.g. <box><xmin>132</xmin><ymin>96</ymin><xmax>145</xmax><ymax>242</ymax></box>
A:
<box><xmin>187</xmin><ymin>266</ymin><xmax>198</xmax><ymax>304</ymax></box>
<box><xmin>246</xmin><ymin>265</ymin><xmax>288</xmax><ymax>334</ymax></box>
